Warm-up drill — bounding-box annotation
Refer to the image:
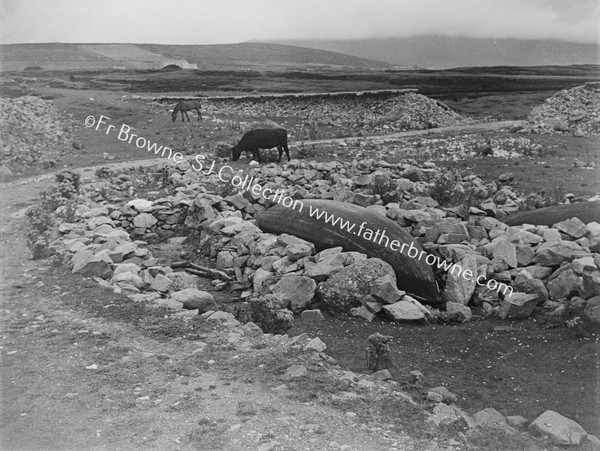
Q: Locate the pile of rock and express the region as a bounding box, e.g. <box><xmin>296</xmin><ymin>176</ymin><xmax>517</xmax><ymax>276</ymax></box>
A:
<box><xmin>149</xmin><ymin>91</ymin><xmax>473</xmax><ymax>136</ymax></box>
<box><xmin>79</xmin><ymin>157</ymin><xmax>600</xmax><ymax>328</ymax></box>
<box><xmin>0</xmin><ymin>96</ymin><xmax>73</xmax><ymax>172</ymax></box>
<box><xmin>526</xmin><ymin>82</ymin><xmax>600</xmax><ymax>136</ymax></box>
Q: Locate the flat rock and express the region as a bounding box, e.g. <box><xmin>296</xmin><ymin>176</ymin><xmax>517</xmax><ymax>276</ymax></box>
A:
<box><xmin>132</xmin><ymin>213</ymin><xmax>158</xmax><ymax>229</ymax></box>
<box><xmin>533</xmin><ymin>240</ymin><xmax>584</xmax><ymax>266</ymax></box>
<box><xmin>528</xmin><ymin>410</ymin><xmax>587</xmax><ymax>446</ymax></box>
<box><xmin>300</xmin><ymin>309</ymin><xmax>325</xmax><ymax>322</ymax></box>
<box><xmin>170</xmin><ymin>288</ymin><xmax>217</xmax><ymax>312</ymax></box>
<box><xmin>126</xmin><ymin>199</ymin><xmax>154</xmax><ymax>212</ymax></box>
<box><xmin>382</xmin><ymin>299</ymin><xmax>427</xmax><ymax>322</ymax></box>
<box><xmin>553</xmin><ymin>217</ymin><xmax>588</xmax><ymax>239</ymax></box>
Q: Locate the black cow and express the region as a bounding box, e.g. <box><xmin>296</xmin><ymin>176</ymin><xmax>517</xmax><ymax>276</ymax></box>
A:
<box><xmin>231</xmin><ymin>128</ymin><xmax>290</xmax><ymax>164</ymax></box>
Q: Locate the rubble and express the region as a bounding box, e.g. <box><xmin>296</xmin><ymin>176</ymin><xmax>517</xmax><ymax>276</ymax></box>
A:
<box><xmin>525</xmin><ymin>82</ymin><xmax>600</xmax><ymax>136</ymax></box>
<box><xmin>0</xmin><ymin>96</ymin><xmax>73</xmax><ymax>171</ymax></box>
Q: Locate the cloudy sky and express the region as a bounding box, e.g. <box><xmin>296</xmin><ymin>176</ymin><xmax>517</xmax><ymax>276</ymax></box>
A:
<box><xmin>1</xmin><ymin>0</ymin><xmax>598</xmax><ymax>45</ymax></box>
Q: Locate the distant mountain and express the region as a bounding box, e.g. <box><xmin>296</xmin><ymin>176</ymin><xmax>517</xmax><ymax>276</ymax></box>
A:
<box><xmin>267</xmin><ymin>36</ymin><xmax>600</xmax><ymax>69</ymax></box>
<box><xmin>0</xmin><ymin>42</ymin><xmax>391</xmax><ymax>71</ymax></box>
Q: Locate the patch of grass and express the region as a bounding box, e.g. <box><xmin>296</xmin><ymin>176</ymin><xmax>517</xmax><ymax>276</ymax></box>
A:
<box><xmin>235</xmin><ymin>401</ymin><xmax>257</xmax><ymax>418</ymax></box>
<box><xmin>186</xmin><ymin>417</ymin><xmax>228</xmax><ymax>450</ymax></box>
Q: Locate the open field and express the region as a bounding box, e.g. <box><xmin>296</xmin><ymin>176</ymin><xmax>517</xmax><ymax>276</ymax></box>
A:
<box><xmin>2</xmin><ymin>65</ymin><xmax>600</xmax><ymax>449</ymax></box>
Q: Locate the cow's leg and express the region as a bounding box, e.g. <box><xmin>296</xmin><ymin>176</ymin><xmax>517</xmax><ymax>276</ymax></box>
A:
<box><xmin>283</xmin><ymin>143</ymin><xmax>291</xmax><ymax>161</ymax></box>
<box><xmin>255</xmin><ymin>149</ymin><xmax>261</xmax><ymax>163</ymax></box>
<box><xmin>277</xmin><ymin>146</ymin><xmax>283</xmax><ymax>163</ymax></box>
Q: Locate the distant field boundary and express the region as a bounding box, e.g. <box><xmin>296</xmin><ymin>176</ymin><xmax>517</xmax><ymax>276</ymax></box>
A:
<box><xmin>133</xmin><ymin>89</ymin><xmax>419</xmax><ymax>103</ymax></box>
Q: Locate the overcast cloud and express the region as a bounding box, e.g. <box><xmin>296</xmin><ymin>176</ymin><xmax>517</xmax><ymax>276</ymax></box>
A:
<box><xmin>1</xmin><ymin>0</ymin><xmax>598</xmax><ymax>45</ymax></box>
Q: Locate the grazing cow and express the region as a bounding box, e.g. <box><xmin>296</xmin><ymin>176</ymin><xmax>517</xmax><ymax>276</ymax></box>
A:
<box><xmin>172</xmin><ymin>99</ymin><xmax>202</xmax><ymax>122</ymax></box>
<box><xmin>231</xmin><ymin>128</ymin><xmax>290</xmax><ymax>164</ymax></box>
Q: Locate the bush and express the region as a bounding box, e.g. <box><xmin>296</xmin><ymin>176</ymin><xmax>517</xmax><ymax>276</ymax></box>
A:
<box><xmin>296</xmin><ymin>142</ymin><xmax>319</xmax><ymax>159</ymax></box>
<box><xmin>369</xmin><ymin>173</ymin><xmax>400</xmax><ymax>203</ymax></box>
<box><xmin>55</xmin><ymin>170</ymin><xmax>81</xmax><ymax>198</ymax></box>
<box><xmin>95</xmin><ymin>167</ymin><xmax>112</xmax><ymax>179</ymax></box>
<box><xmin>429</xmin><ymin>171</ymin><xmax>464</xmax><ymax>207</ymax></box>
<box><xmin>429</xmin><ymin>170</ymin><xmax>487</xmax><ymax>209</ymax></box>
<box><xmin>25</xmin><ymin>171</ymin><xmax>81</xmax><ymax>259</ymax></box>
<box><xmin>214</xmin><ymin>142</ymin><xmax>231</xmax><ymax>159</ymax></box>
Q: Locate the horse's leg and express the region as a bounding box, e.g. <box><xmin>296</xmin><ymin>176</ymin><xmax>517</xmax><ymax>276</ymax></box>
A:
<box><xmin>180</xmin><ymin>110</ymin><xmax>185</xmax><ymax>122</ymax></box>
<box><xmin>185</xmin><ymin>111</ymin><xmax>190</xmax><ymax>122</ymax></box>
<box><xmin>196</xmin><ymin>108</ymin><xmax>202</xmax><ymax>121</ymax></box>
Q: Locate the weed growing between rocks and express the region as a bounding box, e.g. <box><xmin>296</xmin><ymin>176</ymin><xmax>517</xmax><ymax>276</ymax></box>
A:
<box><xmin>428</xmin><ymin>170</ymin><xmax>487</xmax><ymax>209</ymax></box>
<box><xmin>26</xmin><ymin>170</ymin><xmax>81</xmax><ymax>259</ymax></box>
<box><xmin>369</xmin><ymin>173</ymin><xmax>401</xmax><ymax>203</ymax></box>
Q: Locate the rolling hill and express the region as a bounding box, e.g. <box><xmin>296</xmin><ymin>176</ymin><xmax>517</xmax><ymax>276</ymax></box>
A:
<box><xmin>0</xmin><ymin>42</ymin><xmax>392</xmax><ymax>72</ymax></box>
<box><xmin>268</xmin><ymin>36</ymin><xmax>600</xmax><ymax>69</ymax></box>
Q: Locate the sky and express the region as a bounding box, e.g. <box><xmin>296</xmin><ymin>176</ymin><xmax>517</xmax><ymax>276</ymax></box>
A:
<box><xmin>1</xmin><ymin>0</ymin><xmax>599</xmax><ymax>45</ymax></box>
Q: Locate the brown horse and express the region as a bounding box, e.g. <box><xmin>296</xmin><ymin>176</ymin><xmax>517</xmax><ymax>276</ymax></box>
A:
<box><xmin>172</xmin><ymin>99</ymin><xmax>202</xmax><ymax>122</ymax></box>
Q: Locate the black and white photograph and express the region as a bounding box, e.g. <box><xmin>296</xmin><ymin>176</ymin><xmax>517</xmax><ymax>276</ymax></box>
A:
<box><xmin>1</xmin><ymin>1</ymin><xmax>599</xmax><ymax>449</ymax></box>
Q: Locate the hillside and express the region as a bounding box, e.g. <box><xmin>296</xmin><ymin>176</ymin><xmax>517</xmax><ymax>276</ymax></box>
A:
<box><xmin>0</xmin><ymin>42</ymin><xmax>391</xmax><ymax>72</ymax></box>
<box><xmin>269</xmin><ymin>36</ymin><xmax>600</xmax><ymax>69</ymax></box>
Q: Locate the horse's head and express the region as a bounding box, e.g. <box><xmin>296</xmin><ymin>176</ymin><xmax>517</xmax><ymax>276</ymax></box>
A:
<box><xmin>231</xmin><ymin>145</ymin><xmax>241</xmax><ymax>161</ymax></box>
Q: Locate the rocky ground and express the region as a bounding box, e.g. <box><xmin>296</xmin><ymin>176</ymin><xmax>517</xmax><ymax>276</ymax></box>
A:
<box><xmin>2</xmin><ymin>83</ymin><xmax>600</xmax><ymax>450</ymax></box>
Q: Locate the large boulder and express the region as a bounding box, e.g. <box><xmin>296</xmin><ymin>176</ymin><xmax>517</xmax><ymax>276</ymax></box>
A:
<box><xmin>318</xmin><ymin>258</ymin><xmax>395</xmax><ymax>312</ymax></box>
<box><xmin>71</xmin><ymin>249</ymin><xmax>113</xmax><ymax>279</ymax></box>
<box><xmin>270</xmin><ymin>275</ymin><xmax>317</xmax><ymax>312</ymax></box>
<box><xmin>499</xmin><ymin>293</ymin><xmax>538</xmax><ymax>319</ymax></box>
<box><xmin>528</xmin><ymin>410</ymin><xmax>587</xmax><ymax>446</ymax></box>
<box><xmin>441</xmin><ymin>255</ymin><xmax>478</xmax><ymax>305</ymax></box>
<box><xmin>533</xmin><ymin>241</ymin><xmax>585</xmax><ymax>266</ymax></box>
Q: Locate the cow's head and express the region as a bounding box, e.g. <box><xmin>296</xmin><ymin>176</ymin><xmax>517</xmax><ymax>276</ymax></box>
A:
<box><xmin>231</xmin><ymin>145</ymin><xmax>241</xmax><ymax>161</ymax></box>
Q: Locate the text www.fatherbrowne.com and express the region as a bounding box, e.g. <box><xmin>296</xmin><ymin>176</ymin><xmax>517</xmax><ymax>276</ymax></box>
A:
<box><xmin>85</xmin><ymin>113</ymin><xmax>512</xmax><ymax>299</ymax></box>
<box><xmin>306</xmin><ymin>205</ymin><xmax>513</xmax><ymax>298</ymax></box>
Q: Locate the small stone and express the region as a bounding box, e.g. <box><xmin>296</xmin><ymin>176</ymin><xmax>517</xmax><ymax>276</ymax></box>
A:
<box><xmin>304</xmin><ymin>337</ymin><xmax>327</xmax><ymax>352</ymax></box>
<box><xmin>285</xmin><ymin>364</ymin><xmax>308</xmax><ymax>378</ymax></box>
<box><xmin>473</xmin><ymin>407</ymin><xmax>507</xmax><ymax>428</ymax></box>
<box><xmin>300</xmin><ymin>309</ymin><xmax>325</xmax><ymax>321</ymax></box>
<box><xmin>371</xmin><ymin>369</ymin><xmax>392</xmax><ymax>380</ymax></box>
<box><xmin>350</xmin><ymin>306</ymin><xmax>376</xmax><ymax>322</ymax></box>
